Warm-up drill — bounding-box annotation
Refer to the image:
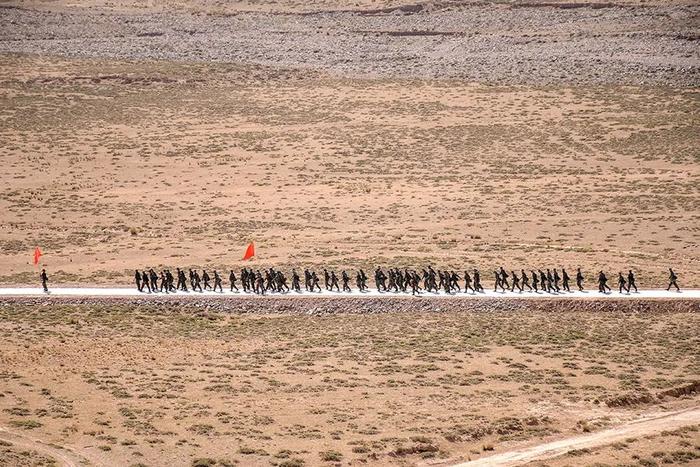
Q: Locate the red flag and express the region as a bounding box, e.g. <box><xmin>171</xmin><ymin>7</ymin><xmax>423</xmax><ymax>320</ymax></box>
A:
<box><xmin>242</xmin><ymin>242</ymin><xmax>255</xmax><ymax>261</ymax></box>
<box><xmin>33</xmin><ymin>247</ymin><xmax>42</xmax><ymax>265</ymax></box>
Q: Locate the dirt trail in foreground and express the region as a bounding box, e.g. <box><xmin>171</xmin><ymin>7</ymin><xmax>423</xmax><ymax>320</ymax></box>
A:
<box><xmin>0</xmin><ymin>426</ymin><xmax>88</xmax><ymax>467</ymax></box>
<box><xmin>453</xmin><ymin>406</ymin><xmax>700</xmax><ymax>466</ymax></box>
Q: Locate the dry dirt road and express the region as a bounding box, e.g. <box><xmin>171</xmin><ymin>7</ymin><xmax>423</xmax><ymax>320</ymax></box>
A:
<box><xmin>451</xmin><ymin>406</ymin><xmax>700</xmax><ymax>466</ymax></box>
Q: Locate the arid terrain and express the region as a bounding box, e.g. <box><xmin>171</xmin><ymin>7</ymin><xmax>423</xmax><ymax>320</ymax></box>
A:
<box><xmin>0</xmin><ymin>0</ymin><xmax>699</xmax><ymax>287</ymax></box>
<box><xmin>0</xmin><ymin>1</ymin><xmax>699</xmax><ymax>466</ymax></box>
<box><xmin>0</xmin><ymin>299</ymin><xmax>698</xmax><ymax>466</ymax></box>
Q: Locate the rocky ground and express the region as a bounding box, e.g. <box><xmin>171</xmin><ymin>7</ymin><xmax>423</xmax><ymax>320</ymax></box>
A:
<box><xmin>1</xmin><ymin>295</ymin><xmax>699</xmax><ymax>314</ymax></box>
<box><xmin>0</xmin><ymin>301</ymin><xmax>698</xmax><ymax>466</ymax></box>
<box><xmin>0</xmin><ymin>1</ymin><xmax>698</xmax><ymax>85</ymax></box>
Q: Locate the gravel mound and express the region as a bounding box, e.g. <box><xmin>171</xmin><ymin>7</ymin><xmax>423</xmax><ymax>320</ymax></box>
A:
<box><xmin>0</xmin><ymin>296</ymin><xmax>697</xmax><ymax>314</ymax></box>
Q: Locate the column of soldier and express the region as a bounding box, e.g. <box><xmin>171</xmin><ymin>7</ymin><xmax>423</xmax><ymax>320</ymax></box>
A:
<box><xmin>133</xmin><ymin>266</ymin><xmax>681</xmax><ymax>295</ymax></box>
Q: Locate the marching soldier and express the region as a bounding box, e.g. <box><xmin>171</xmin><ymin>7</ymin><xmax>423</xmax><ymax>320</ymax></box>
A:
<box><xmin>464</xmin><ymin>270</ymin><xmax>474</xmax><ymax>293</ymax></box>
<box><xmin>511</xmin><ymin>270</ymin><xmax>522</xmax><ymax>292</ymax></box>
<box><xmin>473</xmin><ymin>269</ymin><xmax>484</xmax><ymax>292</ymax></box>
<box><xmin>135</xmin><ymin>270</ymin><xmax>142</xmax><ymax>292</ymax></box>
<box><xmin>213</xmin><ymin>270</ymin><xmax>223</xmax><ymax>292</ymax></box>
<box><xmin>329</xmin><ymin>271</ymin><xmax>340</xmax><ymax>292</ymax></box>
<box><xmin>342</xmin><ymin>270</ymin><xmax>351</xmax><ymax>292</ymax></box>
<box><xmin>531</xmin><ymin>270</ymin><xmax>539</xmax><ymax>292</ymax></box>
<box><xmin>598</xmin><ymin>271</ymin><xmax>611</xmax><ymax>293</ymax></box>
<box><xmin>562</xmin><ymin>268</ymin><xmax>571</xmax><ymax>292</ymax></box>
<box><xmin>667</xmin><ymin>268</ymin><xmax>680</xmax><ymax>292</ymax></box>
<box><xmin>291</xmin><ymin>269</ymin><xmax>301</xmax><ymax>292</ymax></box>
<box><xmin>142</xmin><ymin>270</ymin><xmax>151</xmax><ymax>293</ymax></box>
<box><xmin>229</xmin><ymin>269</ymin><xmax>239</xmax><ymax>292</ymax></box>
<box><xmin>627</xmin><ymin>270</ymin><xmax>638</xmax><ymax>293</ymax></box>
<box><xmin>521</xmin><ymin>269</ymin><xmax>532</xmax><ymax>291</ymax></box>
<box><xmin>576</xmin><ymin>268</ymin><xmax>584</xmax><ymax>291</ymax></box>
<box><xmin>618</xmin><ymin>272</ymin><xmax>628</xmax><ymax>294</ymax></box>
<box><xmin>40</xmin><ymin>268</ymin><xmax>49</xmax><ymax>293</ymax></box>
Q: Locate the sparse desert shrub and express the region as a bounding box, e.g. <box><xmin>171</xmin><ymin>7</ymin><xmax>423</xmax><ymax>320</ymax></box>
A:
<box><xmin>279</xmin><ymin>459</ymin><xmax>305</xmax><ymax>467</ymax></box>
<box><xmin>319</xmin><ymin>450</ymin><xmax>343</xmax><ymax>462</ymax></box>
<box><xmin>192</xmin><ymin>459</ymin><xmax>216</xmax><ymax>467</ymax></box>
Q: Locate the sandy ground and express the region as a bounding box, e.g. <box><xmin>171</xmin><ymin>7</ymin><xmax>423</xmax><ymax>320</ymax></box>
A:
<box><xmin>0</xmin><ymin>54</ymin><xmax>698</xmax><ymax>288</ymax></box>
<box><xmin>0</xmin><ymin>303</ymin><xmax>698</xmax><ymax>466</ymax></box>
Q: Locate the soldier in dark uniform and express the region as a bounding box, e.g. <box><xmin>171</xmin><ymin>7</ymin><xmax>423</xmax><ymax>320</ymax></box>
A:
<box><xmin>521</xmin><ymin>269</ymin><xmax>532</xmax><ymax>291</ymax></box>
<box><xmin>193</xmin><ymin>270</ymin><xmax>203</xmax><ymax>292</ymax></box>
<box><xmin>545</xmin><ymin>269</ymin><xmax>554</xmax><ymax>293</ymax></box>
<box><xmin>255</xmin><ymin>270</ymin><xmax>265</xmax><ymax>295</ymax></box>
<box><xmin>531</xmin><ymin>270</ymin><xmax>539</xmax><ymax>292</ymax></box>
<box><xmin>539</xmin><ymin>269</ymin><xmax>548</xmax><ymax>293</ymax></box>
<box><xmin>627</xmin><ymin>270</ymin><xmax>638</xmax><ymax>293</ymax></box>
<box><xmin>278</xmin><ymin>271</ymin><xmax>290</xmax><ymax>292</ymax></box>
<box><xmin>473</xmin><ymin>269</ymin><xmax>484</xmax><ymax>293</ymax></box>
<box><xmin>667</xmin><ymin>268</ymin><xmax>680</xmax><ymax>292</ymax></box>
<box><xmin>304</xmin><ymin>269</ymin><xmax>311</xmax><ymax>291</ymax></box>
<box><xmin>449</xmin><ymin>271</ymin><xmax>460</xmax><ymax>293</ymax></box>
<box><xmin>159</xmin><ymin>271</ymin><xmax>168</xmax><ymax>293</ymax></box>
<box><xmin>511</xmin><ymin>270</ymin><xmax>522</xmax><ymax>292</ymax></box>
<box><xmin>356</xmin><ymin>270</ymin><xmax>364</xmax><ymax>291</ymax></box>
<box><xmin>464</xmin><ymin>270</ymin><xmax>474</xmax><ymax>293</ymax></box>
<box><xmin>598</xmin><ymin>271</ymin><xmax>611</xmax><ymax>293</ymax></box>
<box><xmin>576</xmin><ymin>268</ymin><xmax>584</xmax><ymax>291</ymax></box>
<box><xmin>149</xmin><ymin>269</ymin><xmax>159</xmax><ymax>292</ymax></box>
<box><xmin>135</xmin><ymin>270</ymin><xmax>142</xmax><ymax>292</ymax></box>
<box><xmin>342</xmin><ymin>270</ymin><xmax>351</xmax><ymax>292</ymax></box>
<box><xmin>310</xmin><ymin>271</ymin><xmax>322</xmax><ymax>292</ymax></box>
<box><xmin>552</xmin><ymin>269</ymin><xmax>561</xmax><ymax>292</ymax></box>
<box><xmin>291</xmin><ymin>269</ymin><xmax>301</xmax><ymax>292</ymax></box>
<box><xmin>189</xmin><ymin>269</ymin><xmax>196</xmax><ymax>291</ymax></box>
<box><xmin>561</xmin><ymin>269</ymin><xmax>571</xmax><ymax>292</ymax></box>
<box><xmin>329</xmin><ymin>271</ymin><xmax>340</xmax><ymax>292</ymax></box>
<box><xmin>213</xmin><ymin>270</ymin><xmax>223</xmax><ymax>292</ymax></box>
<box><xmin>494</xmin><ymin>270</ymin><xmax>504</xmax><ymax>292</ymax></box>
<box><xmin>360</xmin><ymin>269</ymin><xmax>368</xmax><ymax>291</ymax></box>
<box><xmin>142</xmin><ymin>270</ymin><xmax>151</xmax><ymax>293</ymax></box>
<box><xmin>229</xmin><ymin>270</ymin><xmax>238</xmax><ymax>292</ymax></box>
<box><xmin>618</xmin><ymin>272</ymin><xmax>628</xmax><ymax>294</ymax></box>
<box><xmin>323</xmin><ymin>269</ymin><xmax>330</xmax><ymax>291</ymax></box>
<box><xmin>375</xmin><ymin>267</ymin><xmax>387</xmax><ymax>292</ymax></box>
<box><xmin>40</xmin><ymin>268</ymin><xmax>48</xmax><ymax>292</ymax></box>
<box><xmin>202</xmin><ymin>270</ymin><xmax>211</xmax><ymax>291</ymax></box>
<box><xmin>499</xmin><ymin>267</ymin><xmax>510</xmax><ymax>290</ymax></box>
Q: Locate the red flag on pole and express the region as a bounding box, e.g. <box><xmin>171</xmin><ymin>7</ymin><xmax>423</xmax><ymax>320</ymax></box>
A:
<box><xmin>33</xmin><ymin>247</ymin><xmax>42</xmax><ymax>265</ymax></box>
<box><xmin>242</xmin><ymin>242</ymin><xmax>255</xmax><ymax>261</ymax></box>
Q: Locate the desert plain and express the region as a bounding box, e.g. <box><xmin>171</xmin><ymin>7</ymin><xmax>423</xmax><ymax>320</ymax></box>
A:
<box><xmin>0</xmin><ymin>0</ymin><xmax>699</xmax><ymax>466</ymax></box>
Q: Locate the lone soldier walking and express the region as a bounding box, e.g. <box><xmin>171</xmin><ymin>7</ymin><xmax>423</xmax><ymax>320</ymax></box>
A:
<box><xmin>667</xmin><ymin>268</ymin><xmax>680</xmax><ymax>292</ymax></box>
<box><xmin>40</xmin><ymin>268</ymin><xmax>49</xmax><ymax>293</ymax></box>
<box><xmin>576</xmin><ymin>268</ymin><xmax>584</xmax><ymax>291</ymax></box>
<box><xmin>627</xmin><ymin>270</ymin><xmax>638</xmax><ymax>293</ymax></box>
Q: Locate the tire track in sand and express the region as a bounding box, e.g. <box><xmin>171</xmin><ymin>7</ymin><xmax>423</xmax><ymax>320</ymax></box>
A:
<box><xmin>0</xmin><ymin>426</ymin><xmax>89</xmax><ymax>467</ymax></box>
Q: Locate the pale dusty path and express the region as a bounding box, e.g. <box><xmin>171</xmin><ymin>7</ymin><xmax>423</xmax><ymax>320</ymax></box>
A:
<box><xmin>0</xmin><ymin>426</ymin><xmax>88</xmax><ymax>467</ymax></box>
<box><xmin>0</xmin><ymin>288</ymin><xmax>697</xmax><ymax>299</ymax></box>
<box><xmin>455</xmin><ymin>406</ymin><xmax>700</xmax><ymax>467</ymax></box>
